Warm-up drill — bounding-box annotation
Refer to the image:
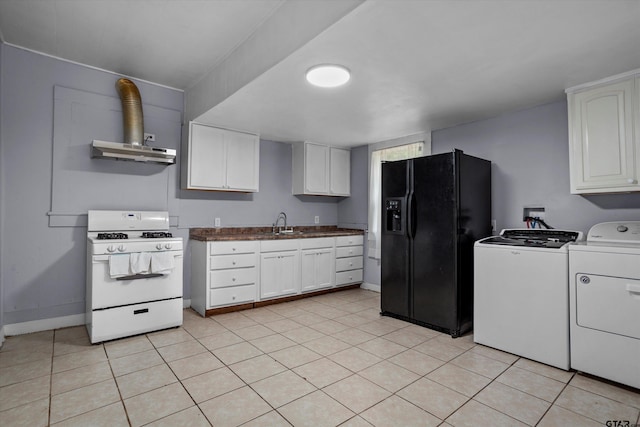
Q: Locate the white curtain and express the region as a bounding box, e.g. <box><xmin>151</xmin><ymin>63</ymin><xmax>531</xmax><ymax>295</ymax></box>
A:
<box><xmin>367</xmin><ymin>142</ymin><xmax>425</xmax><ymax>259</ymax></box>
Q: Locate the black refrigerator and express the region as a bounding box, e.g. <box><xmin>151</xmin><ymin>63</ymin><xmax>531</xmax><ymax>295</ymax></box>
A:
<box><xmin>380</xmin><ymin>149</ymin><xmax>491</xmax><ymax>337</ymax></box>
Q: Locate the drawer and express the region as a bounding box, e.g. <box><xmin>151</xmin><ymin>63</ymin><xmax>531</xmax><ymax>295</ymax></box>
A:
<box><xmin>209</xmin><ymin>241</ymin><xmax>257</xmax><ymax>255</ymax></box>
<box><xmin>336</xmin><ymin>256</ymin><xmax>363</xmax><ymax>272</ymax></box>
<box><xmin>261</xmin><ymin>239</ymin><xmax>299</xmax><ymax>252</ymax></box>
<box><xmin>210</xmin><ymin>267</ymin><xmax>256</xmax><ymax>288</ymax></box>
<box><xmin>209</xmin><ymin>284</ymin><xmax>256</xmax><ymax>308</ymax></box>
<box><xmin>336</xmin><ymin>269</ymin><xmax>363</xmax><ymax>285</ymax></box>
<box><xmin>210</xmin><ymin>253</ymin><xmax>256</xmax><ymax>270</ymax></box>
<box><xmin>300</xmin><ymin>237</ymin><xmax>334</xmax><ymax>250</ymax></box>
<box><xmin>336</xmin><ymin>235</ymin><xmax>363</xmax><ymax>247</ymax></box>
<box><xmin>336</xmin><ymin>245</ymin><xmax>363</xmax><ymax>258</ymax></box>
<box><xmin>89</xmin><ymin>298</ymin><xmax>182</xmax><ymax>344</ymax></box>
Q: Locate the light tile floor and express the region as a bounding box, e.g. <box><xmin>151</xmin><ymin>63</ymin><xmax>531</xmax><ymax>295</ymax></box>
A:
<box><xmin>1</xmin><ymin>288</ymin><xmax>639</xmax><ymax>426</ymax></box>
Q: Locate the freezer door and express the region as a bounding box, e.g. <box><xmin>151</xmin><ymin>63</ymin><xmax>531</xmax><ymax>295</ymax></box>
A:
<box><xmin>411</xmin><ymin>153</ymin><xmax>458</xmax><ymax>331</ymax></box>
<box><xmin>381</xmin><ymin>159</ymin><xmax>411</xmax><ymax>318</ymax></box>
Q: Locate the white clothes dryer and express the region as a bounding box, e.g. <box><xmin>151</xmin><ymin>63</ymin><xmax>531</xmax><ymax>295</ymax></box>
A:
<box><xmin>569</xmin><ymin>221</ymin><xmax>640</xmax><ymax>389</ymax></box>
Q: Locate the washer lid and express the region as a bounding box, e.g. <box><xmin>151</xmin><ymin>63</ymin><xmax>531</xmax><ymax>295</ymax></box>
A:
<box><xmin>587</xmin><ymin>221</ymin><xmax>640</xmax><ymax>245</ymax></box>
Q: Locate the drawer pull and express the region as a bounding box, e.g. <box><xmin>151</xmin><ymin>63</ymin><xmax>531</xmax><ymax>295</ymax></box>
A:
<box><xmin>134</xmin><ymin>308</ymin><xmax>149</xmax><ymax>315</ymax></box>
<box><xmin>232</xmin><ymin>277</ymin><xmax>236</xmax><ymax>282</ymax></box>
<box><xmin>626</xmin><ymin>284</ymin><xmax>640</xmax><ymax>294</ymax></box>
<box><xmin>232</xmin><ymin>295</ymin><xmax>236</xmax><ymax>300</ymax></box>
<box><xmin>349</xmin><ymin>262</ymin><xmax>353</xmax><ymax>266</ymax></box>
<box><xmin>232</xmin><ymin>247</ymin><xmax>236</xmax><ymax>251</ymax></box>
<box><xmin>232</xmin><ymin>261</ymin><xmax>236</xmax><ymax>265</ymax></box>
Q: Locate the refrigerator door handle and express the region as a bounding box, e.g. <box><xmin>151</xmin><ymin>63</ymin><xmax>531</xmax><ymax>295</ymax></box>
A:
<box><xmin>407</xmin><ymin>192</ymin><xmax>417</xmax><ymax>239</ymax></box>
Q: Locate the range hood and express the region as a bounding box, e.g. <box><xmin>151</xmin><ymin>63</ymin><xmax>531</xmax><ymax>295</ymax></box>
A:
<box><xmin>91</xmin><ymin>78</ymin><xmax>176</xmax><ymax>165</ymax></box>
<box><xmin>91</xmin><ymin>140</ymin><xmax>176</xmax><ymax>164</ymax></box>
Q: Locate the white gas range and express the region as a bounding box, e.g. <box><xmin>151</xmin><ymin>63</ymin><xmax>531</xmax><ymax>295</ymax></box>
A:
<box><xmin>86</xmin><ymin>210</ymin><xmax>183</xmax><ymax>343</ymax></box>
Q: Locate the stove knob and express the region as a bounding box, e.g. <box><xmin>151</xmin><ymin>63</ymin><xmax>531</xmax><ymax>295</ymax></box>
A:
<box><xmin>617</xmin><ymin>225</ymin><xmax>629</xmax><ymax>232</ymax></box>
<box><xmin>118</xmin><ymin>245</ymin><xmax>126</xmax><ymax>252</ymax></box>
<box><xmin>164</xmin><ymin>243</ymin><xmax>172</xmax><ymax>249</ymax></box>
<box><xmin>107</xmin><ymin>245</ymin><xmax>116</xmax><ymax>253</ymax></box>
<box><xmin>156</xmin><ymin>243</ymin><xmax>164</xmax><ymax>250</ymax></box>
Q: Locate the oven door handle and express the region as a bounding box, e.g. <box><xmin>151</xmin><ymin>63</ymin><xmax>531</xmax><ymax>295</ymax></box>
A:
<box><xmin>116</xmin><ymin>273</ymin><xmax>165</xmax><ymax>281</ymax></box>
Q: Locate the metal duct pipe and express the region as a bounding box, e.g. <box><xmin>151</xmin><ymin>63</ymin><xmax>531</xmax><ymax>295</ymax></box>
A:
<box><xmin>115</xmin><ymin>78</ymin><xmax>144</xmax><ymax>146</ymax></box>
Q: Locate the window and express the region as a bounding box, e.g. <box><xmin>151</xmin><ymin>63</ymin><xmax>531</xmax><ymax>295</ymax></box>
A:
<box><xmin>368</xmin><ymin>142</ymin><xmax>425</xmax><ymax>259</ymax></box>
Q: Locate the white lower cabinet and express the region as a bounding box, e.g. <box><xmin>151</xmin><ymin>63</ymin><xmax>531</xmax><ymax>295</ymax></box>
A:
<box><xmin>335</xmin><ymin>235</ymin><xmax>364</xmax><ymax>286</ymax></box>
<box><xmin>191</xmin><ymin>233</ymin><xmax>364</xmax><ymax>314</ymax></box>
<box><xmin>300</xmin><ymin>238</ymin><xmax>335</xmax><ymax>292</ymax></box>
<box><xmin>260</xmin><ymin>240</ymin><xmax>300</xmax><ymax>300</ymax></box>
<box><xmin>190</xmin><ymin>240</ymin><xmax>258</xmax><ymax>316</ymax></box>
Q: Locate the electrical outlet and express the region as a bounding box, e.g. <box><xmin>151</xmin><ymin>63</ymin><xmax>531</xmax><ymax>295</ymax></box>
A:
<box><xmin>214</xmin><ymin>217</ymin><xmax>221</xmax><ymax>227</ymax></box>
<box><xmin>314</xmin><ymin>216</ymin><xmax>319</xmax><ymax>224</ymax></box>
<box><xmin>144</xmin><ymin>133</ymin><xmax>156</xmax><ymax>142</ymax></box>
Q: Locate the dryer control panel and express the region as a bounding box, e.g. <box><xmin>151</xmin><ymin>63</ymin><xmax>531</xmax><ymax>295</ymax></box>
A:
<box><xmin>587</xmin><ymin>221</ymin><xmax>640</xmax><ymax>244</ymax></box>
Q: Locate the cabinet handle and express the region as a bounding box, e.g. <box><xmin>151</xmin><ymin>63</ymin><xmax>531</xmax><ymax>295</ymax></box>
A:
<box><xmin>232</xmin><ymin>277</ymin><xmax>236</xmax><ymax>281</ymax></box>
<box><xmin>349</xmin><ymin>262</ymin><xmax>353</xmax><ymax>266</ymax></box>
<box><xmin>627</xmin><ymin>284</ymin><xmax>640</xmax><ymax>294</ymax></box>
<box><xmin>628</xmin><ymin>178</ymin><xmax>637</xmax><ymax>184</ymax></box>
<box><xmin>232</xmin><ymin>261</ymin><xmax>236</xmax><ymax>265</ymax></box>
<box><xmin>232</xmin><ymin>247</ymin><xmax>236</xmax><ymax>251</ymax></box>
<box><xmin>232</xmin><ymin>295</ymin><xmax>236</xmax><ymax>300</ymax></box>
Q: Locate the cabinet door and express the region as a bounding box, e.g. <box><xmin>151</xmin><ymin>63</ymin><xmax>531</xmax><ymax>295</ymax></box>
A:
<box><xmin>301</xmin><ymin>248</ymin><xmax>334</xmax><ymax>292</ymax></box>
<box><xmin>279</xmin><ymin>251</ymin><xmax>299</xmax><ymax>295</ymax></box>
<box><xmin>260</xmin><ymin>251</ymin><xmax>299</xmax><ymax>299</ymax></box>
<box><xmin>188</xmin><ymin>123</ymin><xmax>226</xmax><ymax>189</ymax></box>
<box><xmin>305</xmin><ymin>143</ymin><xmax>329</xmax><ymax>194</ymax></box>
<box><xmin>570</xmin><ymin>79</ymin><xmax>637</xmax><ymax>193</ymax></box>
<box><xmin>330</xmin><ymin>147</ymin><xmax>351</xmax><ymax>196</ymax></box>
<box><xmin>315</xmin><ymin>248</ymin><xmax>334</xmax><ymax>289</ymax></box>
<box><xmin>226</xmin><ymin>131</ymin><xmax>259</xmax><ymax>191</ymax></box>
<box><xmin>300</xmin><ymin>250</ymin><xmax>317</xmax><ymax>292</ymax></box>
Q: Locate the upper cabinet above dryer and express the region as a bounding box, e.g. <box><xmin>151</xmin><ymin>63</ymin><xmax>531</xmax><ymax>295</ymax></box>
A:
<box><xmin>182</xmin><ymin>122</ymin><xmax>260</xmax><ymax>192</ymax></box>
<box><xmin>292</xmin><ymin>142</ymin><xmax>350</xmax><ymax>196</ymax></box>
<box><xmin>566</xmin><ymin>70</ymin><xmax>640</xmax><ymax>194</ymax></box>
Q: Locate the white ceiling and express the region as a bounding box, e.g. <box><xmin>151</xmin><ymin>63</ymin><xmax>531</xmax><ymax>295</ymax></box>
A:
<box><xmin>1</xmin><ymin>0</ymin><xmax>639</xmax><ymax>147</ymax></box>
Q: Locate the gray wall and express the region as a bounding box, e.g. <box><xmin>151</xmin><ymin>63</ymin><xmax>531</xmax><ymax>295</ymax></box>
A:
<box><xmin>0</xmin><ymin>44</ymin><xmax>341</xmax><ymax>327</ymax></box>
<box><xmin>362</xmin><ymin>100</ymin><xmax>640</xmax><ymax>288</ymax></box>
<box><xmin>432</xmin><ymin>100</ymin><xmax>640</xmax><ymax>234</ymax></box>
<box><xmin>337</xmin><ymin>144</ymin><xmax>368</xmax><ymax>230</ymax></box>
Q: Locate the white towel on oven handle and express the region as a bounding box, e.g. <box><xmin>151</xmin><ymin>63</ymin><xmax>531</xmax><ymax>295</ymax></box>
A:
<box><xmin>151</xmin><ymin>252</ymin><xmax>175</xmax><ymax>274</ymax></box>
<box><xmin>130</xmin><ymin>252</ymin><xmax>152</xmax><ymax>274</ymax></box>
<box><xmin>109</xmin><ymin>254</ymin><xmax>131</xmax><ymax>278</ymax></box>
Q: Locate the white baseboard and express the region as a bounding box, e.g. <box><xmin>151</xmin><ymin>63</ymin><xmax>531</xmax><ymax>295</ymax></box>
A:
<box><xmin>4</xmin><ymin>313</ymin><xmax>86</xmax><ymax>336</ymax></box>
<box><xmin>360</xmin><ymin>282</ymin><xmax>380</xmax><ymax>293</ymax></box>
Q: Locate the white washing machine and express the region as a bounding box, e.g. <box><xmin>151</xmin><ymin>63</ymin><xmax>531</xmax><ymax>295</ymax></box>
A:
<box><xmin>569</xmin><ymin>221</ymin><xmax>640</xmax><ymax>389</ymax></box>
<box><xmin>474</xmin><ymin>229</ymin><xmax>583</xmax><ymax>370</ymax></box>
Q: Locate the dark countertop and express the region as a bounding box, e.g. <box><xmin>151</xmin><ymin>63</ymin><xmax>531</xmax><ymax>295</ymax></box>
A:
<box><xmin>190</xmin><ymin>226</ymin><xmax>364</xmax><ymax>241</ymax></box>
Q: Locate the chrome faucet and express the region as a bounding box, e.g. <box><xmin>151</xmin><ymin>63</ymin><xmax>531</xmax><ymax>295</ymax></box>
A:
<box><xmin>273</xmin><ymin>212</ymin><xmax>287</xmax><ymax>233</ymax></box>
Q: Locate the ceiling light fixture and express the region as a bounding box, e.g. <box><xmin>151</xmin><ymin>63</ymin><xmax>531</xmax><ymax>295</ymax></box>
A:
<box><xmin>305</xmin><ymin>64</ymin><xmax>351</xmax><ymax>88</ymax></box>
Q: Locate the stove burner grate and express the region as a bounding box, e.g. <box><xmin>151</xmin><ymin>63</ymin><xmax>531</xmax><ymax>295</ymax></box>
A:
<box><xmin>142</xmin><ymin>231</ymin><xmax>173</xmax><ymax>238</ymax></box>
<box><xmin>97</xmin><ymin>232</ymin><xmax>129</xmax><ymax>240</ymax></box>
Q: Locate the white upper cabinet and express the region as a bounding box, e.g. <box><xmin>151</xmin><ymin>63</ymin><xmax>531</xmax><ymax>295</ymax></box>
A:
<box><xmin>183</xmin><ymin>122</ymin><xmax>259</xmax><ymax>192</ymax></box>
<box><xmin>567</xmin><ymin>71</ymin><xmax>640</xmax><ymax>194</ymax></box>
<box><xmin>292</xmin><ymin>142</ymin><xmax>350</xmax><ymax>196</ymax></box>
<box><xmin>330</xmin><ymin>147</ymin><xmax>351</xmax><ymax>196</ymax></box>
